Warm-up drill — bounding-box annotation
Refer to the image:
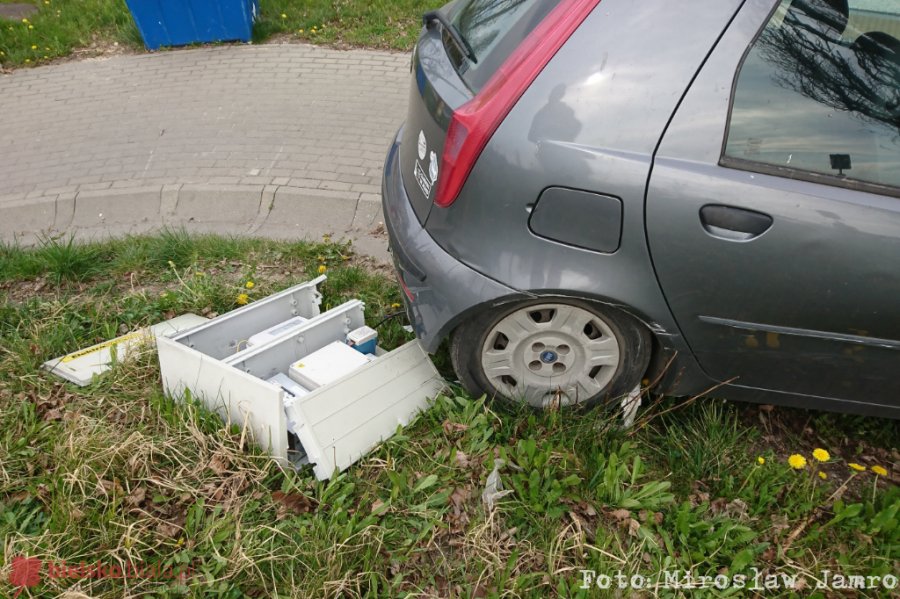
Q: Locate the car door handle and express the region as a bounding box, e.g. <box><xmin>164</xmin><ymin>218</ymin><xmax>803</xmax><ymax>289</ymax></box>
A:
<box><xmin>699</xmin><ymin>204</ymin><xmax>773</xmax><ymax>241</ymax></box>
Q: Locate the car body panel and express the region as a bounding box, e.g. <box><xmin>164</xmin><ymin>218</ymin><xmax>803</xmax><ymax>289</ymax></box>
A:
<box><xmin>383</xmin><ymin>129</ymin><xmax>526</xmax><ymax>353</ymax></box>
<box><xmin>382</xmin><ymin>0</ymin><xmax>900</xmax><ymax>417</ymax></box>
<box><xmin>646</xmin><ymin>0</ymin><xmax>900</xmax><ymax>414</ymax></box>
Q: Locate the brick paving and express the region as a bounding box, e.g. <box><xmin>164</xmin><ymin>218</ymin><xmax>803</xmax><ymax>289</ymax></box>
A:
<box><xmin>0</xmin><ymin>43</ymin><xmax>410</xmax><ymax>256</ymax></box>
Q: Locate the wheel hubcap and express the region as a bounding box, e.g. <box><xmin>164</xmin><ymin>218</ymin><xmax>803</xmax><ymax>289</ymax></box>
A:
<box><xmin>480</xmin><ymin>303</ymin><xmax>621</xmax><ymax>408</ymax></box>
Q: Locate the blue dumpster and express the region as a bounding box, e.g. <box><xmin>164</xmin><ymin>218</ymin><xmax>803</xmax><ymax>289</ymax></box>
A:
<box><xmin>125</xmin><ymin>0</ymin><xmax>259</xmax><ymax>51</ymax></box>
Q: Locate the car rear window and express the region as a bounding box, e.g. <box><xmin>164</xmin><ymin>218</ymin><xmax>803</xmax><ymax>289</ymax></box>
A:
<box><xmin>446</xmin><ymin>0</ymin><xmax>559</xmax><ymax>93</ymax></box>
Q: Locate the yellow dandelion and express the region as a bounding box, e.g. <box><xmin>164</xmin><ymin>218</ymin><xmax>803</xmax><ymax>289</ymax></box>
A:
<box><xmin>298</xmin><ymin>28</ymin><xmax>304</xmax><ymax>33</ymax></box>
<box><xmin>245</xmin><ymin>280</ymin><xmax>255</xmax><ymax>289</ymax></box>
<box><xmin>281</xmin><ymin>13</ymin><xmax>287</xmax><ymax>19</ymax></box>
<box><xmin>43</xmin><ymin>55</ymin><xmax>48</xmax><ymax>59</ymax></box>
<box><xmin>22</xmin><ymin>18</ymin><xmax>29</xmax><ymax>23</ymax></box>
<box><xmin>871</xmin><ymin>465</ymin><xmax>888</xmax><ymax>477</ymax></box>
<box><xmin>848</xmin><ymin>463</ymin><xmax>866</xmax><ymax>472</ymax></box>
<box><xmin>45</xmin><ymin>47</ymin><xmax>50</xmax><ymax>51</ymax></box>
<box><xmin>812</xmin><ymin>448</ymin><xmax>830</xmax><ymax>462</ymax></box>
<box><xmin>757</xmin><ymin>456</ymin><xmax>765</xmax><ymax>465</ymax></box>
<box><xmin>818</xmin><ymin>471</ymin><xmax>827</xmax><ymax>480</ymax></box>
<box><xmin>317</xmin><ymin>264</ymin><xmax>327</xmax><ymax>274</ymax></box>
<box><xmin>28</xmin><ymin>24</ymin><xmax>33</xmax><ymax>29</ymax></box>
<box><xmin>31</xmin><ymin>45</ymin><xmax>38</xmax><ymax>50</ymax></box>
<box><xmin>25</xmin><ymin>58</ymin><xmax>31</xmax><ymax>63</ymax></box>
<box><xmin>236</xmin><ymin>293</ymin><xmax>250</xmax><ymax>305</ymax></box>
<box><xmin>391</xmin><ymin>303</ymin><xmax>402</xmax><ymax>309</ymax></box>
<box><xmin>44</xmin><ymin>0</ymin><xmax>50</xmax><ymax>4</ymax></box>
<box><xmin>788</xmin><ymin>454</ymin><xmax>807</xmax><ymax>470</ymax></box>
<box><xmin>0</xmin><ymin>51</ymin><xmax>4</xmax><ymax>56</ymax></box>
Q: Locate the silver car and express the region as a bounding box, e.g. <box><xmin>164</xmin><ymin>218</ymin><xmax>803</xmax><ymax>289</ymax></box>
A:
<box><xmin>382</xmin><ymin>0</ymin><xmax>900</xmax><ymax>417</ymax></box>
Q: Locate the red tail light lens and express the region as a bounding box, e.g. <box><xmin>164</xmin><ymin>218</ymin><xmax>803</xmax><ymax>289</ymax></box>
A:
<box><xmin>433</xmin><ymin>0</ymin><xmax>603</xmax><ymax>208</ymax></box>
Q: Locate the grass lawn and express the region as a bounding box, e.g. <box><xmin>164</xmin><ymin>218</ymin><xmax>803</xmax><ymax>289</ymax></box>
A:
<box><xmin>0</xmin><ymin>232</ymin><xmax>897</xmax><ymax>597</ymax></box>
<box><xmin>0</xmin><ymin>0</ymin><xmax>438</xmax><ymax>69</ymax></box>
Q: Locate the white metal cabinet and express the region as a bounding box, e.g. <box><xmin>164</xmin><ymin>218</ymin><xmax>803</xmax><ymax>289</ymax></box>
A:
<box><xmin>157</xmin><ymin>277</ymin><xmax>445</xmax><ymax>478</ymax></box>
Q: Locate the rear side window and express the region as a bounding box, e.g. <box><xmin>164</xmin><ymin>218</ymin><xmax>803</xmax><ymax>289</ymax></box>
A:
<box><xmin>447</xmin><ymin>0</ymin><xmax>558</xmax><ymax>93</ymax></box>
<box><xmin>723</xmin><ymin>0</ymin><xmax>900</xmax><ymax>192</ymax></box>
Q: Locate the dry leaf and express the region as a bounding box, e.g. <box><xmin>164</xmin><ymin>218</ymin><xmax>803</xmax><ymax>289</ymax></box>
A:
<box><xmin>208</xmin><ymin>453</ymin><xmax>230</xmax><ymax>475</ymax></box>
<box><xmin>157</xmin><ymin>521</ymin><xmax>181</xmax><ymax>537</ymax></box>
<box><xmin>442</xmin><ymin>420</ymin><xmax>469</xmax><ymax>435</ymax></box>
<box><xmin>125</xmin><ymin>486</ymin><xmax>146</xmax><ymax>508</ymax></box>
<box><xmin>627</xmin><ymin>518</ymin><xmax>641</xmax><ymax>537</ymax></box>
<box><xmin>609</xmin><ymin>508</ymin><xmax>632</xmax><ymax>522</ymax></box>
<box><xmin>448</xmin><ymin>487</ymin><xmax>471</xmax><ymax>532</ymax></box>
<box><xmin>272</xmin><ymin>490</ymin><xmax>318</xmax><ymax>515</ymax></box>
<box><xmin>454</xmin><ymin>450</ymin><xmax>470</xmax><ymax>469</ymax></box>
<box><xmin>371</xmin><ymin>498</ymin><xmax>386</xmax><ymax>514</ymax></box>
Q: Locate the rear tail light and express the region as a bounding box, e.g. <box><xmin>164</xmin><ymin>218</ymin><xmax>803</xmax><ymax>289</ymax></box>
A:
<box><xmin>433</xmin><ymin>0</ymin><xmax>602</xmax><ymax>208</ymax></box>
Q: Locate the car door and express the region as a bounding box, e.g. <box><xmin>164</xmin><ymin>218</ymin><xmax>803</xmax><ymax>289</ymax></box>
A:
<box><xmin>646</xmin><ymin>0</ymin><xmax>900</xmax><ymax>410</ymax></box>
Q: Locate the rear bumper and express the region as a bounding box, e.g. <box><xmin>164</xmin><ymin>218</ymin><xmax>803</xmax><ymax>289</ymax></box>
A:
<box><xmin>381</xmin><ymin>127</ymin><xmax>521</xmax><ymax>353</ymax></box>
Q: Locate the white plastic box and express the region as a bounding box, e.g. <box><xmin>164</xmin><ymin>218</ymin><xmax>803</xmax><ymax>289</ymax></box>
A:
<box><xmin>156</xmin><ymin>277</ymin><xmax>445</xmax><ymax>479</ymax></box>
<box><xmin>288</xmin><ymin>341</ymin><xmax>371</xmax><ymax>389</ymax></box>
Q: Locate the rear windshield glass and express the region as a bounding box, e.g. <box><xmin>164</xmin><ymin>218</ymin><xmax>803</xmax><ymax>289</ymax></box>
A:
<box><xmin>446</xmin><ymin>0</ymin><xmax>558</xmax><ymax>93</ymax></box>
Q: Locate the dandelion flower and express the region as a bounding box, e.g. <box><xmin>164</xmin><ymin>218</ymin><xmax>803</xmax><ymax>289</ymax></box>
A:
<box><xmin>31</xmin><ymin>45</ymin><xmax>38</xmax><ymax>50</ymax></box>
<box><xmin>812</xmin><ymin>448</ymin><xmax>830</xmax><ymax>462</ymax></box>
<box><xmin>28</xmin><ymin>24</ymin><xmax>33</xmax><ymax>29</ymax></box>
<box><xmin>788</xmin><ymin>454</ymin><xmax>807</xmax><ymax>470</ymax></box>
<box><xmin>236</xmin><ymin>293</ymin><xmax>250</xmax><ymax>305</ymax></box>
<box><xmin>848</xmin><ymin>463</ymin><xmax>866</xmax><ymax>472</ymax></box>
<box><xmin>245</xmin><ymin>280</ymin><xmax>255</xmax><ymax>289</ymax></box>
<box><xmin>22</xmin><ymin>18</ymin><xmax>29</xmax><ymax>23</ymax></box>
<box><xmin>757</xmin><ymin>456</ymin><xmax>765</xmax><ymax>465</ymax></box>
<box><xmin>317</xmin><ymin>264</ymin><xmax>327</xmax><ymax>274</ymax></box>
<box><xmin>818</xmin><ymin>471</ymin><xmax>827</xmax><ymax>480</ymax></box>
<box><xmin>25</xmin><ymin>58</ymin><xmax>31</xmax><ymax>63</ymax></box>
<box><xmin>871</xmin><ymin>465</ymin><xmax>888</xmax><ymax>477</ymax></box>
<box><xmin>391</xmin><ymin>303</ymin><xmax>402</xmax><ymax>309</ymax></box>
<box><xmin>281</xmin><ymin>13</ymin><xmax>287</xmax><ymax>19</ymax></box>
<box><xmin>298</xmin><ymin>29</ymin><xmax>304</xmax><ymax>33</ymax></box>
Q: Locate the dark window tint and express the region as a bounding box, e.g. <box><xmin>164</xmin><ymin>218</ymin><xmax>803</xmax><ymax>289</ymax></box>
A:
<box><xmin>724</xmin><ymin>0</ymin><xmax>900</xmax><ymax>191</ymax></box>
<box><xmin>447</xmin><ymin>0</ymin><xmax>557</xmax><ymax>93</ymax></box>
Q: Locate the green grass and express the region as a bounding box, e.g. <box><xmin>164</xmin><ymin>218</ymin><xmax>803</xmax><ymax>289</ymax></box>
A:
<box><xmin>0</xmin><ymin>0</ymin><xmax>438</xmax><ymax>69</ymax></box>
<box><xmin>0</xmin><ymin>0</ymin><xmax>141</xmax><ymax>66</ymax></box>
<box><xmin>1</xmin><ymin>233</ymin><xmax>898</xmax><ymax>597</ymax></box>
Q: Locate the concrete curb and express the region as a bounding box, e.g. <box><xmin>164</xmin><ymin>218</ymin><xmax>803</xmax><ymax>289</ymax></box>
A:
<box><xmin>0</xmin><ymin>182</ymin><xmax>390</xmax><ymax>262</ymax></box>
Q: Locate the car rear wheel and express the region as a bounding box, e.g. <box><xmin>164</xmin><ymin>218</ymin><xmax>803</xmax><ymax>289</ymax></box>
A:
<box><xmin>450</xmin><ymin>300</ymin><xmax>651</xmax><ymax>410</ymax></box>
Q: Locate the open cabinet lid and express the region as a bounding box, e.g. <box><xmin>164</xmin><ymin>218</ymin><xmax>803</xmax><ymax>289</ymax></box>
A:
<box><xmin>286</xmin><ymin>339</ymin><xmax>446</xmax><ymax>480</ymax></box>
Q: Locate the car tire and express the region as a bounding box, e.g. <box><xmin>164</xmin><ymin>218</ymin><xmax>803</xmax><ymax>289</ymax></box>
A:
<box><xmin>450</xmin><ymin>299</ymin><xmax>651</xmax><ymax>410</ymax></box>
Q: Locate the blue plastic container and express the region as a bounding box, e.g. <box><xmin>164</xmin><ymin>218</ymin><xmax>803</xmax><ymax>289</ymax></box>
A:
<box><xmin>125</xmin><ymin>0</ymin><xmax>259</xmax><ymax>51</ymax></box>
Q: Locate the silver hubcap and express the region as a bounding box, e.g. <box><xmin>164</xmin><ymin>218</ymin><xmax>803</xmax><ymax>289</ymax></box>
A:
<box><xmin>480</xmin><ymin>303</ymin><xmax>621</xmax><ymax>408</ymax></box>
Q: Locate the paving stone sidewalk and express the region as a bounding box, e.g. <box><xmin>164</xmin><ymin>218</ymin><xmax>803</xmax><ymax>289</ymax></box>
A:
<box><xmin>0</xmin><ymin>43</ymin><xmax>410</xmax><ymax>259</ymax></box>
